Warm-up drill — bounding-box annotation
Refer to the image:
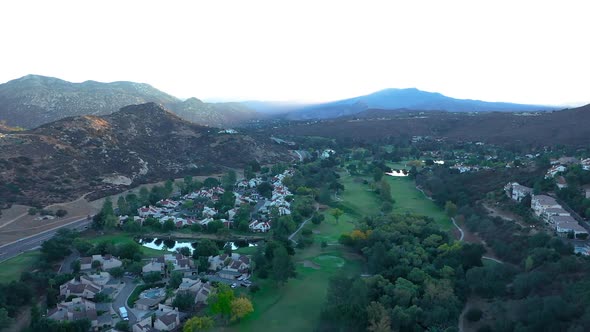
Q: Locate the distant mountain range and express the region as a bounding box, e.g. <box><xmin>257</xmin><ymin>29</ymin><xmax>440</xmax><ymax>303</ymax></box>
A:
<box><xmin>0</xmin><ymin>75</ymin><xmax>559</xmax><ymax>129</ymax></box>
<box><xmin>0</xmin><ymin>75</ymin><xmax>258</xmax><ymax>128</ymax></box>
<box><xmin>0</xmin><ymin>102</ymin><xmax>290</xmax><ymax>206</ymax></box>
<box><xmin>273</xmin><ymin>88</ymin><xmax>556</xmax><ymax>120</ymax></box>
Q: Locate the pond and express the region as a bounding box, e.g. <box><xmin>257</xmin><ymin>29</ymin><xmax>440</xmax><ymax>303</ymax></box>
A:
<box><xmin>137</xmin><ymin>238</ymin><xmax>259</xmax><ymax>254</ymax></box>
<box><xmin>386</xmin><ymin>169</ymin><xmax>409</xmax><ymax>177</ymax></box>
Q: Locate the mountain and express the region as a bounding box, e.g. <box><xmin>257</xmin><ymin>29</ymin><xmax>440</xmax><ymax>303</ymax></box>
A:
<box><xmin>272</xmin><ymin>104</ymin><xmax>590</xmax><ymax>147</ymax></box>
<box><xmin>283</xmin><ymin>88</ymin><xmax>555</xmax><ymax>120</ymax></box>
<box><xmin>0</xmin><ymin>75</ymin><xmax>258</xmax><ymax>128</ymax></box>
<box><xmin>170</xmin><ymin>97</ymin><xmax>260</xmax><ymax>127</ymax></box>
<box><xmin>0</xmin><ymin>103</ymin><xmax>290</xmax><ymax>206</ymax></box>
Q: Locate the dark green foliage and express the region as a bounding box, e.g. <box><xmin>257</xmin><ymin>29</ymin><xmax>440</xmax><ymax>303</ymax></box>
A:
<box><xmin>172</xmin><ymin>292</ymin><xmax>195</xmax><ymax>311</ymax></box>
<box><xmin>143</xmin><ymin>271</ymin><xmax>162</xmax><ymax>284</ymax></box>
<box><xmin>466</xmin><ymin>308</ymin><xmax>483</xmax><ymax>322</ymax></box>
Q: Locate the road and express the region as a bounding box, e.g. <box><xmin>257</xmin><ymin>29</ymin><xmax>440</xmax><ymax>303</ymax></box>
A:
<box><xmin>112</xmin><ymin>277</ymin><xmax>139</xmax><ymax>324</ymax></box>
<box><xmin>0</xmin><ymin>217</ymin><xmax>91</xmax><ymax>263</ymax></box>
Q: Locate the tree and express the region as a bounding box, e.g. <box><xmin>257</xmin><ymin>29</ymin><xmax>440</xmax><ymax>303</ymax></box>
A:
<box><xmin>466</xmin><ymin>308</ymin><xmax>483</xmax><ymax>322</ymax></box>
<box><xmin>139</xmin><ymin>187</ymin><xmax>150</xmax><ymax>205</ymax></box>
<box><xmin>169</xmin><ymin>271</ymin><xmax>184</xmax><ymax>289</ymax></box>
<box><xmin>163</xmin><ymin>219</ymin><xmax>176</xmax><ymax>232</ymax></box>
<box><xmin>71</xmin><ymin>260</ymin><xmax>81</xmax><ymax>274</ymax></box>
<box><xmin>445</xmin><ymin>201</ymin><xmax>458</xmax><ymax>218</ymax></box>
<box><xmin>209</xmin><ymin>284</ymin><xmax>235</xmax><ymax>322</ymax></box>
<box><xmin>115</xmin><ymin>321</ymin><xmax>130</xmax><ymax>332</ymax></box>
<box><xmin>183</xmin><ymin>316</ymin><xmax>214</xmax><ymax>331</ymax></box>
<box><xmin>203</xmin><ymin>177</ymin><xmax>220</xmax><ymax>189</ymax></box>
<box><xmin>173</xmin><ymin>292</ymin><xmax>195</xmax><ymax>311</ymax></box>
<box><xmin>117</xmin><ymin>196</ymin><xmax>129</xmax><ymax>216</ymax></box>
<box><xmin>257</xmin><ymin>182</ymin><xmax>273</xmax><ymax>199</ymax></box>
<box><xmin>0</xmin><ymin>308</ymin><xmax>12</xmax><ymax>330</ymax></box>
<box><xmin>193</xmin><ymin>239</ymin><xmax>219</xmax><ymax>258</ymax></box>
<box><xmin>28</xmin><ymin>207</ymin><xmax>38</xmax><ymax>215</ymax></box>
<box><xmin>143</xmin><ymin>271</ymin><xmax>162</xmax><ymax>284</ymax></box>
<box><xmin>271</xmin><ymin>245</ymin><xmax>296</xmax><ymax>285</ymax></box>
<box><xmin>231</xmin><ymin>297</ymin><xmax>254</xmax><ymax>322</ymax></box>
<box><xmin>179</xmin><ymin>247</ymin><xmax>191</xmax><ymax>257</ymax></box>
<box><xmin>367</xmin><ymin>301</ymin><xmax>391</xmax><ymax>332</ymax></box>
<box><xmin>379</xmin><ymin>179</ymin><xmax>393</xmax><ymax>202</ymax></box>
<box><xmin>110</xmin><ymin>267</ymin><xmax>124</xmax><ymax>278</ymax></box>
<box><xmin>222</xmin><ymin>170</ymin><xmax>237</xmax><ymax>188</ymax></box>
<box><xmin>330</xmin><ymin>208</ymin><xmax>344</xmax><ymax>224</ymax></box>
<box><xmin>92</xmin><ymin>260</ymin><xmax>102</xmax><ymax>269</ymax></box>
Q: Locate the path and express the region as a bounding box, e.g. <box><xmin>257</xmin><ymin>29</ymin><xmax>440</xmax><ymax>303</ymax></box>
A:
<box><xmin>0</xmin><ymin>212</ymin><xmax>29</xmax><ymax>230</ymax></box>
<box><xmin>452</xmin><ymin>218</ymin><xmax>464</xmax><ymax>241</ymax></box>
<box><xmin>482</xmin><ymin>202</ymin><xmax>527</xmax><ymax>228</ymax></box>
<box><xmin>289</xmin><ymin>215</ymin><xmax>313</xmax><ymax>245</ymax></box>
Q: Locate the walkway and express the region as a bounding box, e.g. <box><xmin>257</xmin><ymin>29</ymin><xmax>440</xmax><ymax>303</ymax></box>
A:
<box><xmin>289</xmin><ymin>215</ymin><xmax>313</xmax><ymax>244</ymax></box>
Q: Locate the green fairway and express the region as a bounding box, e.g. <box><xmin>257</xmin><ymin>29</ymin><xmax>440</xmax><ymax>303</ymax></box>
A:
<box><xmin>0</xmin><ymin>251</ymin><xmax>41</xmax><ymax>282</ymax></box>
<box><xmin>338</xmin><ymin>175</ymin><xmax>382</xmax><ymax>217</ymax></box>
<box><xmin>223</xmin><ymin>249</ymin><xmax>362</xmax><ymax>332</ymax></box>
<box><xmin>87</xmin><ymin>233</ymin><xmax>167</xmax><ymax>257</ymax></box>
<box><xmin>385</xmin><ymin>176</ymin><xmax>452</xmax><ymax>230</ymax></box>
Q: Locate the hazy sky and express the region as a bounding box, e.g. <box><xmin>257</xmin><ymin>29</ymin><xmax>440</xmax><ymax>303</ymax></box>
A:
<box><xmin>1</xmin><ymin>0</ymin><xmax>588</xmax><ymax>106</ymax></box>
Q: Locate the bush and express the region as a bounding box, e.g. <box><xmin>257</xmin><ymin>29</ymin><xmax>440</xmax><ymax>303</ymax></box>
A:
<box><xmin>28</xmin><ymin>207</ymin><xmax>38</xmax><ymax>215</ymax></box>
<box><xmin>466</xmin><ymin>308</ymin><xmax>483</xmax><ymax>322</ymax></box>
<box><xmin>56</xmin><ymin>209</ymin><xmax>68</xmax><ymax>217</ymax></box>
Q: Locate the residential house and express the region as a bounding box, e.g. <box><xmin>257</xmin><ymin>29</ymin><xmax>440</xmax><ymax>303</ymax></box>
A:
<box><xmin>504</xmin><ymin>182</ymin><xmax>533</xmax><ymax>202</ymax></box>
<box><xmin>142</xmin><ymin>259</ymin><xmax>165</xmax><ymax>275</ymax></box>
<box><xmin>249</xmin><ymin>220</ymin><xmax>271</xmax><ymax>233</ymax></box>
<box><xmin>582</xmin><ymin>158</ymin><xmax>590</xmax><ymax>171</ymax></box>
<box><xmin>60</xmin><ymin>278</ymin><xmax>101</xmax><ymax>299</ymax></box>
<box><xmin>195</xmin><ymin>283</ymin><xmax>213</xmax><ymax>304</ymax></box>
<box><xmin>202</xmin><ymin>206</ymin><xmax>218</xmax><ymax>218</ymax></box>
<box><xmin>81</xmin><ymin>272</ymin><xmax>111</xmax><ymax>287</ymax></box>
<box><xmin>550</xmin><ymin>215</ymin><xmax>577</xmax><ymax>227</ymax></box>
<box><xmin>158</xmin><ymin>199</ymin><xmax>180</xmax><ymax>209</ymax></box>
<box><xmin>133</xmin><ymin>317</ymin><xmax>159</xmax><ymax>332</ymax></box>
<box><xmin>531</xmin><ymin>195</ymin><xmax>561</xmax><ymax>217</ymax></box>
<box><xmin>163</xmin><ymin>253</ymin><xmax>193</xmax><ymax>272</ymax></box>
<box><xmin>558</xmin><ymin>157</ymin><xmax>579</xmax><ymax>165</ymax></box>
<box><xmin>135</xmin><ymin>298</ymin><xmax>162</xmax><ymax>311</ymax></box>
<box><xmin>178</xmin><ymin>278</ymin><xmax>202</xmax><ymax>293</ymax></box>
<box><xmin>544</xmin><ymin>207</ymin><xmax>571</xmax><ymax>223</ymax></box>
<box><xmin>88</xmin><ymin>254</ymin><xmax>122</xmax><ymax>270</ymax></box>
<box><xmin>138</xmin><ymin>206</ymin><xmax>164</xmax><ymax>218</ymax></box>
<box><xmin>556</xmin><ymin>176</ymin><xmax>568</xmax><ymax>189</ymax></box>
<box><xmin>47</xmin><ymin>297</ymin><xmax>99</xmax><ymax>329</ymax></box>
<box><xmin>546</xmin><ymin>165</ymin><xmax>567</xmax><ymax>178</ymax></box>
<box><xmin>556</xmin><ymin>221</ymin><xmax>588</xmax><ymax>238</ymax></box>
<box><xmin>80</xmin><ymin>257</ymin><xmax>93</xmax><ymax>270</ymax></box>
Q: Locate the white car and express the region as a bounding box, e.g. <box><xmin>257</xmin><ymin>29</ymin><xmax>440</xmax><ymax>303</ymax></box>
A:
<box><xmin>230</xmin><ymin>283</ymin><xmax>237</xmax><ymax>288</ymax></box>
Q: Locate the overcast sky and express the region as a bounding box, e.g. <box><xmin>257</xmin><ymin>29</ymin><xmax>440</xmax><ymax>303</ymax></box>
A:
<box><xmin>0</xmin><ymin>0</ymin><xmax>588</xmax><ymax>106</ymax></box>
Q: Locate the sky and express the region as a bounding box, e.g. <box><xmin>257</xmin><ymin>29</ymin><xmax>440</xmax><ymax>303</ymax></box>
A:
<box><xmin>0</xmin><ymin>0</ymin><xmax>588</xmax><ymax>106</ymax></box>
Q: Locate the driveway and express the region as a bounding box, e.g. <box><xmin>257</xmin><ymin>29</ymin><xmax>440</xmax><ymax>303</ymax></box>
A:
<box><xmin>112</xmin><ymin>277</ymin><xmax>139</xmax><ymax>324</ymax></box>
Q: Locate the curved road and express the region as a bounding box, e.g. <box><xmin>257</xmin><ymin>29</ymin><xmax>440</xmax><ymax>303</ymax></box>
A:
<box><xmin>112</xmin><ymin>277</ymin><xmax>139</xmax><ymax>324</ymax></box>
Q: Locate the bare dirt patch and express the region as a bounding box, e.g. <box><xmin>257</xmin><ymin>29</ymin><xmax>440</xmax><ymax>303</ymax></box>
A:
<box><xmin>301</xmin><ymin>260</ymin><xmax>321</xmax><ymax>269</ymax></box>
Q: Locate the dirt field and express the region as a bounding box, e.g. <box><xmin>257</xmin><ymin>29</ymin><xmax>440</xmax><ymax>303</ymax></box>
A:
<box><xmin>0</xmin><ymin>193</ymin><xmax>98</xmax><ymax>246</ymax></box>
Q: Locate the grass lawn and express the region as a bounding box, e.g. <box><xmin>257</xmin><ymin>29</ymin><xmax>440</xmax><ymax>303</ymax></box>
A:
<box><xmin>86</xmin><ymin>233</ymin><xmax>167</xmax><ymax>257</ymax></box>
<box><xmin>222</xmin><ymin>248</ymin><xmax>362</xmax><ymax>332</ymax></box>
<box><xmin>338</xmin><ymin>175</ymin><xmax>382</xmax><ymax>217</ymax></box>
<box><xmin>0</xmin><ymin>251</ymin><xmax>41</xmax><ymax>282</ymax></box>
<box><xmin>385</xmin><ymin>176</ymin><xmax>452</xmax><ymax>230</ymax></box>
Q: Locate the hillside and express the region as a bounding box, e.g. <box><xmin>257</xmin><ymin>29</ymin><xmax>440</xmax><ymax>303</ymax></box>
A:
<box><xmin>283</xmin><ymin>88</ymin><xmax>555</xmax><ymax>120</ymax></box>
<box><xmin>0</xmin><ymin>103</ymin><xmax>290</xmax><ymax>207</ymax></box>
<box><xmin>272</xmin><ymin>105</ymin><xmax>590</xmax><ymax>147</ymax></box>
<box><xmin>0</xmin><ymin>75</ymin><xmax>258</xmax><ymax>128</ymax></box>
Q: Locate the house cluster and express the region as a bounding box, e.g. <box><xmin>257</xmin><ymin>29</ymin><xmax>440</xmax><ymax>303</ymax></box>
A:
<box><xmin>142</xmin><ymin>253</ymin><xmax>195</xmax><ymax>276</ymax></box>
<box><xmin>504</xmin><ymin>182</ymin><xmax>534</xmax><ymax>202</ymax></box>
<box><xmin>531</xmin><ymin>194</ymin><xmax>588</xmax><ymax>238</ymax></box>
<box><xmin>208</xmin><ymin>253</ymin><xmax>251</xmax><ymax>281</ymax></box>
<box><xmin>450</xmin><ymin>163</ymin><xmax>480</xmax><ymax>173</ymax></box>
<box><xmin>250</xmin><ymin>169</ymin><xmax>294</xmax><ymax>232</ymax></box>
<box><xmin>79</xmin><ymin>254</ymin><xmax>123</xmax><ymax>271</ymax></box>
<box><xmin>133</xmin><ymin>304</ymin><xmax>184</xmax><ymax>332</ymax></box>
<box><xmin>48</xmin><ymin>272</ymin><xmax>122</xmax><ymax>330</ymax></box>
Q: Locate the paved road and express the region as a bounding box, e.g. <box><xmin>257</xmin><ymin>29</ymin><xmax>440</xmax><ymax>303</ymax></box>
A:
<box><xmin>0</xmin><ymin>217</ymin><xmax>91</xmax><ymax>263</ymax></box>
<box><xmin>112</xmin><ymin>277</ymin><xmax>139</xmax><ymax>324</ymax></box>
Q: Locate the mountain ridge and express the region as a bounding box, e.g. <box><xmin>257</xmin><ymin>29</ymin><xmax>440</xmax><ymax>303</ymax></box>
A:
<box><xmin>0</xmin><ymin>75</ymin><xmax>258</xmax><ymax>128</ymax></box>
<box><xmin>0</xmin><ymin>102</ymin><xmax>290</xmax><ymax>207</ymax></box>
